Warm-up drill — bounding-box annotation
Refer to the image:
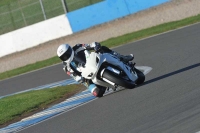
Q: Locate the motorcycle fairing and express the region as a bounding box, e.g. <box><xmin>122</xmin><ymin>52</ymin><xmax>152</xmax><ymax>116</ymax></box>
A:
<box><xmin>98</xmin><ymin>53</ymin><xmax>138</xmax><ymax>82</ymax></box>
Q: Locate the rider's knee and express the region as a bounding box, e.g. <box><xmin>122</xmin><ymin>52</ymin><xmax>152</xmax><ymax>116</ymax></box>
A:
<box><xmin>89</xmin><ymin>84</ymin><xmax>106</xmax><ymax>97</ymax></box>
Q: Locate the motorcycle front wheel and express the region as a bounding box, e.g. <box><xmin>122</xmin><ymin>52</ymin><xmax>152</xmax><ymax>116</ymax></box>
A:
<box><xmin>134</xmin><ymin>68</ymin><xmax>145</xmax><ymax>85</ymax></box>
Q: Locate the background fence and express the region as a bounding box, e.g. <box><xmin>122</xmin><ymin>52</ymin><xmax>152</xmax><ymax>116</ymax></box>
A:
<box><xmin>0</xmin><ymin>0</ymin><xmax>103</xmax><ymax>35</ymax></box>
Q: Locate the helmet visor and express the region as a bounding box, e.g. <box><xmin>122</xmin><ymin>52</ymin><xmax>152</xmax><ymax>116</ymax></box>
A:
<box><xmin>59</xmin><ymin>47</ymin><xmax>72</xmax><ymax>61</ymax></box>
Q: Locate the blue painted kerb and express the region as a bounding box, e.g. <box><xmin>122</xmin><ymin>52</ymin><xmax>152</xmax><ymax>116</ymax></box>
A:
<box><xmin>66</xmin><ymin>0</ymin><xmax>169</xmax><ymax>33</ymax></box>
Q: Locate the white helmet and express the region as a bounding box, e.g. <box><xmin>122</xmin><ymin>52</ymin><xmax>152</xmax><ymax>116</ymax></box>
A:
<box><xmin>57</xmin><ymin>44</ymin><xmax>74</xmax><ymax>64</ymax></box>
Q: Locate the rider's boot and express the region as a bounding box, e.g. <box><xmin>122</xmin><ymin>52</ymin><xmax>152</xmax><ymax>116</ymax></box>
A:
<box><xmin>112</xmin><ymin>51</ymin><xmax>134</xmax><ymax>63</ymax></box>
<box><xmin>128</xmin><ymin>62</ymin><xmax>136</xmax><ymax>71</ymax></box>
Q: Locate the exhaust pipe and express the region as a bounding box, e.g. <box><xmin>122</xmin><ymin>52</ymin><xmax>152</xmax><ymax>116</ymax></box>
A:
<box><xmin>102</xmin><ymin>77</ymin><xmax>115</xmax><ymax>86</ymax></box>
<box><xmin>100</xmin><ymin>68</ymin><xmax>118</xmax><ymax>86</ymax></box>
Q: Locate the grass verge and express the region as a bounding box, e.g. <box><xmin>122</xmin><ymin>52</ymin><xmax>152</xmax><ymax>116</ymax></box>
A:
<box><xmin>0</xmin><ymin>84</ymin><xmax>84</xmax><ymax>127</ymax></box>
<box><xmin>0</xmin><ymin>0</ymin><xmax>103</xmax><ymax>35</ymax></box>
<box><xmin>1</xmin><ymin>14</ymin><xmax>200</xmax><ymax>81</ymax></box>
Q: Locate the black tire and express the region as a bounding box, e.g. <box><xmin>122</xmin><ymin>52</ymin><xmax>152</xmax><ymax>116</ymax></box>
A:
<box><xmin>134</xmin><ymin>68</ymin><xmax>145</xmax><ymax>85</ymax></box>
<box><xmin>102</xmin><ymin>69</ymin><xmax>135</xmax><ymax>89</ymax></box>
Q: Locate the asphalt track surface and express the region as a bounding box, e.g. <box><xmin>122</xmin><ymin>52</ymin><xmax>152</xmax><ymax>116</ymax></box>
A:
<box><xmin>1</xmin><ymin>23</ymin><xmax>200</xmax><ymax>133</ymax></box>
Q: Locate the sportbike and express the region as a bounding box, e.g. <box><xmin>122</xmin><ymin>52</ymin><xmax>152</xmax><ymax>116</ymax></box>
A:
<box><xmin>79</xmin><ymin>50</ymin><xmax>145</xmax><ymax>91</ymax></box>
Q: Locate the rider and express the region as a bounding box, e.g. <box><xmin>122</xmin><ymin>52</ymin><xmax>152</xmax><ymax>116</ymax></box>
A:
<box><xmin>57</xmin><ymin>42</ymin><xmax>134</xmax><ymax>97</ymax></box>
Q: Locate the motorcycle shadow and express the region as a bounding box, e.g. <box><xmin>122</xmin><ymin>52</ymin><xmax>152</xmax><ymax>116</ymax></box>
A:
<box><xmin>103</xmin><ymin>87</ymin><xmax>127</xmax><ymax>97</ymax></box>
<box><xmin>103</xmin><ymin>84</ymin><xmax>145</xmax><ymax>97</ymax></box>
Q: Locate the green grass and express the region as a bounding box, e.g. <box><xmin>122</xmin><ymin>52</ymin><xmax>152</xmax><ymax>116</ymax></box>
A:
<box><xmin>0</xmin><ymin>0</ymin><xmax>104</xmax><ymax>35</ymax></box>
<box><xmin>0</xmin><ymin>84</ymin><xmax>83</xmax><ymax>125</ymax></box>
<box><xmin>0</xmin><ymin>0</ymin><xmax>63</xmax><ymax>34</ymax></box>
<box><xmin>66</xmin><ymin>0</ymin><xmax>103</xmax><ymax>12</ymax></box>
<box><xmin>0</xmin><ymin>14</ymin><xmax>200</xmax><ymax>81</ymax></box>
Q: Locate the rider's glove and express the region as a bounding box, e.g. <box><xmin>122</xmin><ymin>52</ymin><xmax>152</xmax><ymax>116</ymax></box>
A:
<box><xmin>76</xmin><ymin>76</ymin><xmax>85</xmax><ymax>83</ymax></box>
<box><xmin>63</xmin><ymin>66</ymin><xmax>69</xmax><ymax>73</ymax></box>
<box><xmin>81</xmin><ymin>77</ymin><xmax>85</xmax><ymax>83</ymax></box>
<box><xmin>78</xmin><ymin>77</ymin><xmax>85</xmax><ymax>83</ymax></box>
<box><xmin>93</xmin><ymin>42</ymin><xmax>101</xmax><ymax>52</ymax></box>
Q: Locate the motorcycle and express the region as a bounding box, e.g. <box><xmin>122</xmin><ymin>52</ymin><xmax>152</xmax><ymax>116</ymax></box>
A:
<box><xmin>77</xmin><ymin>50</ymin><xmax>145</xmax><ymax>91</ymax></box>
